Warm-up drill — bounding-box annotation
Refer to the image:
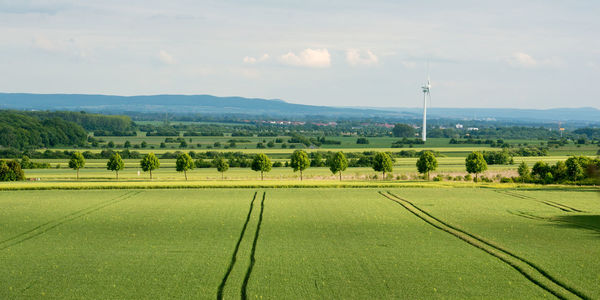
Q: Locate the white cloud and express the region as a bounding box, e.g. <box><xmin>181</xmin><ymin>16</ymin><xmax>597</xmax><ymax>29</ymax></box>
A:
<box><xmin>243</xmin><ymin>53</ymin><xmax>269</xmax><ymax>64</ymax></box>
<box><xmin>505</xmin><ymin>52</ymin><xmax>564</xmax><ymax>68</ymax></box>
<box><xmin>346</xmin><ymin>49</ymin><xmax>379</xmax><ymax>66</ymax></box>
<box><xmin>243</xmin><ymin>56</ymin><xmax>257</xmax><ymax>64</ymax></box>
<box><xmin>32</xmin><ymin>36</ymin><xmax>88</xmax><ymax>59</ymax></box>
<box><xmin>279</xmin><ymin>48</ymin><xmax>331</xmax><ymax>68</ymax></box>
<box><xmin>158</xmin><ymin>50</ymin><xmax>175</xmax><ymax>64</ymax></box>
<box><xmin>506</xmin><ymin>52</ymin><xmax>537</xmax><ymax>67</ymax></box>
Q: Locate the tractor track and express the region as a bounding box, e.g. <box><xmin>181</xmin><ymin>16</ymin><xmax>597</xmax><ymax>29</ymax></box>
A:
<box><xmin>496</xmin><ymin>190</ymin><xmax>584</xmax><ymax>213</ymax></box>
<box><xmin>240</xmin><ymin>192</ymin><xmax>266</xmax><ymax>300</ymax></box>
<box><xmin>0</xmin><ymin>191</ymin><xmax>140</xmax><ymax>251</ymax></box>
<box><xmin>379</xmin><ymin>191</ymin><xmax>589</xmax><ymax>300</ymax></box>
<box><xmin>217</xmin><ymin>191</ymin><xmax>258</xmax><ymax>300</ymax></box>
<box><xmin>509</xmin><ymin>211</ymin><xmax>600</xmax><ymax>233</ymax></box>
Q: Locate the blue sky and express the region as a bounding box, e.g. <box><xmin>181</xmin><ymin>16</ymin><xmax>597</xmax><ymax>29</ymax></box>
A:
<box><xmin>0</xmin><ymin>0</ymin><xmax>598</xmax><ymax>108</ymax></box>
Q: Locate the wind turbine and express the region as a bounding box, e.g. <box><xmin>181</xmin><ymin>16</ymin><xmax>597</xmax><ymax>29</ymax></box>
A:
<box><xmin>421</xmin><ymin>67</ymin><xmax>431</xmax><ymax>142</ymax></box>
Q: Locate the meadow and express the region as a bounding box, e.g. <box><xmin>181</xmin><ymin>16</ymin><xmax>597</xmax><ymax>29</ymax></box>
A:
<box><xmin>1</xmin><ymin>188</ymin><xmax>598</xmax><ymax>299</ymax></box>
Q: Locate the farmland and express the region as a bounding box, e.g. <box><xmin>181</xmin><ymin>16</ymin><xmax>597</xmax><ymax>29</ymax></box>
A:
<box><xmin>1</xmin><ymin>188</ymin><xmax>598</xmax><ymax>298</ymax></box>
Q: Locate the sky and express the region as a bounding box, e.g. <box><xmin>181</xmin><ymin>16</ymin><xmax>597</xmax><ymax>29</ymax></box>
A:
<box><xmin>0</xmin><ymin>0</ymin><xmax>599</xmax><ymax>109</ymax></box>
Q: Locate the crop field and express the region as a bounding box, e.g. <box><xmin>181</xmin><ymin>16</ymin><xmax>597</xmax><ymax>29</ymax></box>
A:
<box><xmin>1</xmin><ymin>188</ymin><xmax>598</xmax><ymax>299</ymax></box>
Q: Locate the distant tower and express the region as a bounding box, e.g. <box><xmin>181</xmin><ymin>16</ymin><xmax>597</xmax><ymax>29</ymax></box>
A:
<box><xmin>421</xmin><ymin>72</ymin><xmax>431</xmax><ymax>142</ymax></box>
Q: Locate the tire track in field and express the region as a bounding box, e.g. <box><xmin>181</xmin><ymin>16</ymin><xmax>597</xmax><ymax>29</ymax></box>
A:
<box><xmin>379</xmin><ymin>191</ymin><xmax>589</xmax><ymax>300</ymax></box>
<box><xmin>496</xmin><ymin>190</ymin><xmax>584</xmax><ymax>213</ymax></box>
<box><xmin>0</xmin><ymin>191</ymin><xmax>141</xmax><ymax>251</ymax></box>
<box><xmin>241</xmin><ymin>191</ymin><xmax>266</xmax><ymax>300</ymax></box>
<box><xmin>217</xmin><ymin>191</ymin><xmax>258</xmax><ymax>300</ymax></box>
<box><xmin>508</xmin><ymin>211</ymin><xmax>600</xmax><ymax>233</ymax></box>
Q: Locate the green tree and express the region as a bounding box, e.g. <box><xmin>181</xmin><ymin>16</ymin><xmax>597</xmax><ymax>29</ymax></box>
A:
<box><xmin>106</xmin><ymin>153</ymin><xmax>125</xmax><ymax>180</ymax></box>
<box><xmin>392</xmin><ymin>123</ymin><xmax>415</xmax><ymax>138</ymax></box>
<box><xmin>140</xmin><ymin>153</ymin><xmax>160</xmax><ymax>179</ymax></box>
<box><xmin>20</xmin><ymin>155</ymin><xmax>32</xmax><ymax>169</ymax></box>
<box><xmin>416</xmin><ymin>151</ymin><xmax>438</xmax><ymax>180</ymax></box>
<box><xmin>68</xmin><ymin>151</ymin><xmax>85</xmax><ymax>180</ymax></box>
<box><xmin>328</xmin><ymin>151</ymin><xmax>348</xmax><ymax>181</ymax></box>
<box><xmin>532</xmin><ymin>161</ymin><xmax>550</xmax><ymax>179</ymax></box>
<box><xmin>290</xmin><ymin>150</ymin><xmax>310</xmax><ymax>181</ymax></box>
<box><xmin>213</xmin><ymin>156</ymin><xmax>229</xmax><ymax>180</ymax></box>
<box><xmin>565</xmin><ymin>157</ymin><xmax>583</xmax><ymax>181</ymax></box>
<box><xmin>372</xmin><ymin>152</ymin><xmax>393</xmax><ymax>179</ymax></box>
<box><xmin>517</xmin><ymin>161</ymin><xmax>529</xmax><ymax>182</ymax></box>
<box><xmin>0</xmin><ymin>160</ymin><xmax>25</xmax><ymax>181</ymax></box>
<box><xmin>465</xmin><ymin>151</ymin><xmax>487</xmax><ymax>181</ymax></box>
<box><xmin>124</xmin><ymin>140</ymin><xmax>131</xmax><ymax>148</ymax></box>
<box><xmin>176</xmin><ymin>153</ymin><xmax>194</xmax><ymax>180</ymax></box>
<box><xmin>251</xmin><ymin>153</ymin><xmax>272</xmax><ymax>180</ymax></box>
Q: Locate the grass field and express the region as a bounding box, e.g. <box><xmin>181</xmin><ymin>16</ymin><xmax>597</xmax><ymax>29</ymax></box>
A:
<box><xmin>1</xmin><ymin>188</ymin><xmax>598</xmax><ymax>298</ymax></box>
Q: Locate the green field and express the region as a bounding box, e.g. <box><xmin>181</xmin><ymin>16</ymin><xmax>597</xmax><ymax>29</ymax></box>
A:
<box><xmin>1</xmin><ymin>188</ymin><xmax>598</xmax><ymax>298</ymax></box>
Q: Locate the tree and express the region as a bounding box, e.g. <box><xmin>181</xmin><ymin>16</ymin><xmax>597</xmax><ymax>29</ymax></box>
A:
<box><xmin>532</xmin><ymin>161</ymin><xmax>550</xmax><ymax>178</ymax></box>
<box><xmin>140</xmin><ymin>153</ymin><xmax>160</xmax><ymax>179</ymax></box>
<box><xmin>176</xmin><ymin>153</ymin><xmax>194</xmax><ymax>180</ymax></box>
<box><xmin>213</xmin><ymin>156</ymin><xmax>229</xmax><ymax>180</ymax></box>
<box><xmin>106</xmin><ymin>153</ymin><xmax>125</xmax><ymax>180</ymax></box>
<box><xmin>0</xmin><ymin>160</ymin><xmax>25</xmax><ymax>181</ymax></box>
<box><xmin>517</xmin><ymin>161</ymin><xmax>529</xmax><ymax>182</ymax></box>
<box><xmin>124</xmin><ymin>140</ymin><xmax>131</xmax><ymax>148</ymax></box>
<box><xmin>372</xmin><ymin>152</ymin><xmax>393</xmax><ymax>179</ymax></box>
<box><xmin>465</xmin><ymin>151</ymin><xmax>487</xmax><ymax>181</ymax></box>
<box><xmin>565</xmin><ymin>157</ymin><xmax>584</xmax><ymax>181</ymax></box>
<box><xmin>251</xmin><ymin>153</ymin><xmax>272</xmax><ymax>180</ymax></box>
<box><xmin>69</xmin><ymin>151</ymin><xmax>85</xmax><ymax>180</ymax></box>
<box><xmin>20</xmin><ymin>155</ymin><xmax>32</xmax><ymax>169</ymax></box>
<box><xmin>392</xmin><ymin>123</ymin><xmax>415</xmax><ymax>138</ymax></box>
<box><xmin>290</xmin><ymin>150</ymin><xmax>310</xmax><ymax>181</ymax></box>
<box><xmin>328</xmin><ymin>151</ymin><xmax>348</xmax><ymax>181</ymax></box>
<box><xmin>416</xmin><ymin>151</ymin><xmax>437</xmax><ymax>180</ymax></box>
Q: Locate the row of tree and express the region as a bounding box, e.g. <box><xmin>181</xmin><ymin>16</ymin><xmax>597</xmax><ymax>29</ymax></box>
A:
<box><xmin>65</xmin><ymin>150</ymin><xmax>396</xmax><ymax>181</ymax></box>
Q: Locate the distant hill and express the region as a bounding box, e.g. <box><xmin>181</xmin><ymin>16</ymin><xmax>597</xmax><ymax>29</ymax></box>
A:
<box><xmin>0</xmin><ymin>93</ymin><xmax>598</xmax><ymax>123</ymax></box>
<box><xmin>0</xmin><ymin>93</ymin><xmax>412</xmax><ymax>118</ymax></box>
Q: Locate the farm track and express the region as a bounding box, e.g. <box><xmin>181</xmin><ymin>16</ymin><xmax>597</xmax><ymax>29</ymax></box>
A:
<box><xmin>496</xmin><ymin>190</ymin><xmax>584</xmax><ymax>213</ymax></box>
<box><xmin>241</xmin><ymin>192</ymin><xmax>266</xmax><ymax>300</ymax></box>
<box><xmin>379</xmin><ymin>191</ymin><xmax>589</xmax><ymax>300</ymax></box>
<box><xmin>217</xmin><ymin>191</ymin><xmax>257</xmax><ymax>300</ymax></box>
<box><xmin>0</xmin><ymin>191</ymin><xmax>140</xmax><ymax>251</ymax></box>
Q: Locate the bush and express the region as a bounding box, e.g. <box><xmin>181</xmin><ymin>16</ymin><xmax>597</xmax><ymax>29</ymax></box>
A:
<box><xmin>356</xmin><ymin>137</ymin><xmax>369</xmax><ymax>144</ymax></box>
<box><xmin>433</xmin><ymin>175</ymin><xmax>443</xmax><ymax>181</ymax></box>
<box><xmin>464</xmin><ymin>174</ymin><xmax>472</xmax><ymax>181</ymax></box>
<box><xmin>0</xmin><ymin>160</ymin><xmax>25</xmax><ymax>181</ymax></box>
<box><xmin>500</xmin><ymin>177</ymin><xmax>513</xmax><ymax>183</ymax></box>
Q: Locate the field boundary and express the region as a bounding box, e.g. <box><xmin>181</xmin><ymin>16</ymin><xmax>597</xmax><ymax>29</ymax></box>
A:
<box><xmin>217</xmin><ymin>191</ymin><xmax>258</xmax><ymax>300</ymax></box>
<box><xmin>241</xmin><ymin>192</ymin><xmax>266</xmax><ymax>300</ymax></box>
<box><xmin>379</xmin><ymin>191</ymin><xmax>589</xmax><ymax>300</ymax></box>
<box><xmin>0</xmin><ymin>191</ymin><xmax>140</xmax><ymax>251</ymax></box>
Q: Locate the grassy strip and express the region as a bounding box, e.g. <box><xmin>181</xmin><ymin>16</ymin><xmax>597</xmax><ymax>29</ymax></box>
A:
<box><xmin>382</xmin><ymin>191</ymin><xmax>590</xmax><ymax>300</ymax></box>
<box><xmin>241</xmin><ymin>192</ymin><xmax>266</xmax><ymax>300</ymax></box>
<box><xmin>1</xmin><ymin>180</ymin><xmax>598</xmax><ymax>191</ymax></box>
<box><xmin>217</xmin><ymin>192</ymin><xmax>258</xmax><ymax>300</ymax></box>
<box><xmin>0</xmin><ymin>191</ymin><xmax>140</xmax><ymax>251</ymax></box>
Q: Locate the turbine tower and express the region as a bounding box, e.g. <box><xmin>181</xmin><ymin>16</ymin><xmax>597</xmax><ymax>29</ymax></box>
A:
<box><xmin>421</xmin><ymin>71</ymin><xmax>431</xmax><ymax>142</ymax></box>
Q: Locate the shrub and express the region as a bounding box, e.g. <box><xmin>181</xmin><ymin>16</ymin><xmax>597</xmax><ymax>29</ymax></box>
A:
<box><xmin>500</xmin><ymin>177</ymin><xmax>513</xmax><ymax>183</ymax></box>
<box><xmin>464</xmin><ymin>174</ymin><xmax>472</xmax><ymax>181</ymax></box>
